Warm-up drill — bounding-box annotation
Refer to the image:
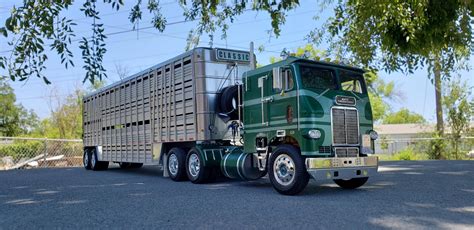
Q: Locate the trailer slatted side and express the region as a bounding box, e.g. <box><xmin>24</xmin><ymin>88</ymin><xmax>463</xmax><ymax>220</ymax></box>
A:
<box><xmin>83</xmin><ymin>52</ymin><xmax>195</xmax><ymax>163</ymax></box>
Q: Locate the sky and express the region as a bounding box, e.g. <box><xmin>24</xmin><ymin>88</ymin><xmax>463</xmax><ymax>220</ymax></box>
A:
<box><xmin>0</xmin><ymin>0</ymin><xmax>473</xmax><ymax>122</ymax></box>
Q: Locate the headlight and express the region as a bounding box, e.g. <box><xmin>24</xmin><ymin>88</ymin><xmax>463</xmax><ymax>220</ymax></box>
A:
<box><xmin>369</xmin><ymin>130</ymin><xmax>378</xmax><ymax>140</ymax></box>
<box><xmin>308</xmin><ymin>129</ymin><xmax>321</xmax><ymax>139</ymax></box>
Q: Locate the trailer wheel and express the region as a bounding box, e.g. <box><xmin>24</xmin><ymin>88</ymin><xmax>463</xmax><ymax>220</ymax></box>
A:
<box><xmin>334</xmin><ymin>177</ymin><xmax>368</xmax><ymax>189</ymax></box>
<box><xmin>91</xmin><ymin>148</ymin><xmax>109</xmax><ymax>171</ymax></box>
<box><xmin>119</xmin><ymin>162</ymin><xmax>131</xmax><ymax>169</ymax></box>
<box><xmin>167</xmin><ymin>148</ymin><xmax>187</xmax><ymax>181</ymax></box>
<box><xmin>268</xmin><ymin>144</ymin><xmax>309</xmax><ymax>195</ymax></box>
<box><xmin>83</xmin><ymin>149</ymin><xmax>92</xmax><ymax>170</ymax></box>
<box><xmin>186</xmin><ymin>148</ymin><xmax>211</xmax><ymax>184</ymax></box>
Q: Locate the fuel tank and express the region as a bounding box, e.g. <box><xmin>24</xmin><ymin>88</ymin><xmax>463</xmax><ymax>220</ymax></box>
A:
<box><xmin>220</xmin><ymin>148</ymin><xmax>266</xmax><ymax>180</ymax></box>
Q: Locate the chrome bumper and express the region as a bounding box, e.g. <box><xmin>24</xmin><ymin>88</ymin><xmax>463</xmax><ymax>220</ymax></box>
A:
<box><xmin>305</xmin><ymin>156</ymin><xmax>378</xmax><ymax>180</ymax></box>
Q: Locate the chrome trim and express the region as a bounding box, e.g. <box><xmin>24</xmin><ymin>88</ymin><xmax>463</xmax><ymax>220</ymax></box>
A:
<box><xmin>330</xmin><ymin>106</ymin><xmax>360</xmax><ymax>146</ymax></box>
<box><xmin>306</xmin><ymin>156</ymin><xmax>378</xmax><ymax>169</ymax></box>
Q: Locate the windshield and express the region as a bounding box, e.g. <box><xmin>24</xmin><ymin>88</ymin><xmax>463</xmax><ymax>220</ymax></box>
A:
<box><xmin>339</xmin><ymin>70</ymin><xmax>366</xmax><ymax>94</ymax></box>
<box><xmin>300</xmin><ymin>65</ymin><xmax>337</xmax><ymax>90</ymax></box>
<box><xmin>299</xmin><ymin>65</ymin><xmax>366</xmax><ymax>94</ymax></box>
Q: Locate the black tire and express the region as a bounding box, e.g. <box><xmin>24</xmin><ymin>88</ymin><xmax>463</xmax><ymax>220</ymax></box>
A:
<box><xmin>91</xmin><ymin>148</ymin><xmax>109</xmax><ymax>171</ymax></box>
<box><xmin>334</xmin><ymin>177</ymin><xmax>369</xmax><ymax>189</ymax></box>
<box><xmin>217</xmin><ymin>85</ymin><xmax>242</xmax><ymax>120</ymax></box>
<box><xmin>130</xmin><ymin>163</ymin><xmax>143</xmax><ymax>169</ymax></box>
<box><xmin>186</xmin><ymin>148</ymin><xmax>211</xmax><ymax>184</ymax></box>
<box><xmin>119</xmin><ymin>162</ymin><xmax>131</xmax><ymax>169</ymax></box>
<box><xmin>167</xmin><ymin>148</ymin><xmax>187</xmax><ymax>181</ymax></box>
<box><xmin>268</xmin><ymin>144</ymin><xmax>309</xmax><ymax>195</ymax></box>
<box><xmin>83</xmin><ymin>148</ymin><xmax>92</xmax><ymax>170</ymax></box>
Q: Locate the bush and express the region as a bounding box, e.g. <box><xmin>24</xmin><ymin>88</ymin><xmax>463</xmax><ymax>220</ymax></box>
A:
<box><xmin>0</xmin><ymin>141</ymin><xmax>43</xmax><ymax>161</ymax></box>
<box><xmin>392</xmin><ymin>147</ymin><xmax>423</xmax><ymax>160</ymax></box>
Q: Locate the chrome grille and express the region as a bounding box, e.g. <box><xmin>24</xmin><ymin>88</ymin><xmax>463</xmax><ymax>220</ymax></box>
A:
<box><xmin>335</xmin><ymin>147</ymin><xmax>359</xmax><ymax>157</ymax></box>
<box><xmin>332</xmin><ymin>107</ymin><xmax>359</xmax><ymax>145</ymax></box>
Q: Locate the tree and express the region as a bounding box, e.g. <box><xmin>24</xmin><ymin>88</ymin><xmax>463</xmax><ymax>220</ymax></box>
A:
<box><xmin>321</xmin><ymin>0</ymin><xmax>473</xmax><ymax>156</ymax></box>
<box><xmin>1</xmin><ymin>0</ymin><xmax>300</xmax><ymax>85</ymax></box>
<box><xmin>443</xmin><ymin>78</ymin><xmax>473</xmax><ymax>159</ymax></box>
<box><xmin>383</xmin><ymin>108</ymin><xmax>426</xmax><ymax>124</ymax></box>
<box><xmin>0</xmin><ymin>77</ymin><xmax>39</xmax><ymax>136</ymax></box>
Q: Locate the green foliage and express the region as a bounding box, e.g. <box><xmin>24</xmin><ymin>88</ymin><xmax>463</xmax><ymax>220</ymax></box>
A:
<box><xmin>426</xmin><ymin>132</ymin><xmax>447</xmax><ymax>159</ymax></box>
<box><xmin>1</xmin><ymin>0</ymin><xmax>300</xmax><ymax>84</ymax></box>
<box><xmin>325</xmin><ymin>0</ymin><xmax>473</xmax><ymax>74</ymax></box>
<box><xmin>0</xmin><ymin>141</ymin><xmax>43</xmax><ymax>160</ymax></box>
<box><xmin>0</xmin><ymin>77</ymin><xmax>39</xmax><ymax>136</ymax></box>
<box><xmin>392</xmin><ymin>147</ymin><xmax>420</xmax><ymax>161</ymax></box>
<box><xmin>383</xmin><ymin>108</ymin><xmax>426</xmax><ymax>124</ymax></box>
<box><xmin>443</xmin><ymin>78</ymin><xmax>473</xmax><ymax>159</ymax></box>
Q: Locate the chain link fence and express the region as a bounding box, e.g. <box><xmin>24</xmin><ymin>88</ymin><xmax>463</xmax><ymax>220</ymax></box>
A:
<box><xmin>375</xmin><ymin>136</ymin><xmax>474</xmax><ymax>159</ymax></box>
<box><xmin>0</xmin><ymin>137</ymin><xmax>83</xmax><ymax>170</ymax></box>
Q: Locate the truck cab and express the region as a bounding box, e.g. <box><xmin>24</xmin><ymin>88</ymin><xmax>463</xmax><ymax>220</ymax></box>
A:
<box><xmin>242</xmin><ymin>57</ymin><xmax>378</xmax><ymax>195</ymax></box>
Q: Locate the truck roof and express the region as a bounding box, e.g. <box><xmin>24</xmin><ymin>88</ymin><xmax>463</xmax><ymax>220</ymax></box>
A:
<box><xmin>243</xmin><ymin>56</ymin><xmax>365</xmax><ymax>78</ymax></box>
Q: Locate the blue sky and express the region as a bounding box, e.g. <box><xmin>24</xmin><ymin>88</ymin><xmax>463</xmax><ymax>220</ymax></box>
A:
<box><xmin>1</xmin><ymin>0</ymin><xmax>472</xmax><ymax>122</ymax></box>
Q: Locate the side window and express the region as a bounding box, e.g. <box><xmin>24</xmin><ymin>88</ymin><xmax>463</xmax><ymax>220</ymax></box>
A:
<box><xmin>273</xmin><ymin>68</ymin><xmax>294</xmax><ymax>92</ymax></box>
<box><xmin>282</xmin><ymin>69</ymin><xmax>294</xmax><ymax>91</ymax></box>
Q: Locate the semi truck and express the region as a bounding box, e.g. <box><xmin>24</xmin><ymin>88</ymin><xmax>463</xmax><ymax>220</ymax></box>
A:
<box><xmin>82</xmin><ymin>45</ymin><xmax>379</xmax><ymax>195</ymax></box>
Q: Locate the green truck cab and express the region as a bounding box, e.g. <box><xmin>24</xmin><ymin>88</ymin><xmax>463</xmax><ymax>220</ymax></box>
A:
<box><xmin>242</xmin><ymin>57</ymin><xmax>378</xmax><ymax>195</ymax></box>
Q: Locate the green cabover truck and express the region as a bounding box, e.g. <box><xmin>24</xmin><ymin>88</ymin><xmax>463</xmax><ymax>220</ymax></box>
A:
<box><xmin>82</xmin><ymin>44</ymin><xmax>378</xmax><ymax>195</ymax></box>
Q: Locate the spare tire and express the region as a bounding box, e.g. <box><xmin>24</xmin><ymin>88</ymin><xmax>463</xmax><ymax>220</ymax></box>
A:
<box><xmin>217</xmin><ymin>85</ymin><xmax>242</xmax><ymax>120</ymax></box>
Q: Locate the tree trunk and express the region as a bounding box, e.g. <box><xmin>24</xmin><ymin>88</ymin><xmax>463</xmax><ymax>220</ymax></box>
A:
<box><xmin>434</xmin><ymin>57</ymin><xmax>444</xmax><ymax>135</ymax></box>
<box><xmin>433</xmin><ymin>56</ymin><xmax>444</xmax><ymax>159</ymax></box>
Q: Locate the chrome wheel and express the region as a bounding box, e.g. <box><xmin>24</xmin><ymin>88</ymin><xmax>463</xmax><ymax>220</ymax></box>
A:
<box><xmin>188</xmin><ymin>153</ymin><xmax>200</xmax><ymax>178</ymax></box>
<box><xmin>91</xmin><ymin>151</ymin><xmax>96</xmax><ymax>168</ymax></box>
<box><xmin>273</xmin><ymin>154</ymin><xmax>296</xmax><ymax>186</ymax></box>
<box><xmin>168</xmin><ymin>154</ymin><xmax>179</xmax><ymax>176</ymax></box>
<box><xmin>83</xmin><ymin>152</ymin><xmax>89</xmax><ymax>167</ymax></box>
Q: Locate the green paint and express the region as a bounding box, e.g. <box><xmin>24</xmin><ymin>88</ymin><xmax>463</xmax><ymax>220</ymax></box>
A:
<box><xmin>242</xmin><ymin>57</ymin><xmax>375</xmax><ymax>156</ymax></box>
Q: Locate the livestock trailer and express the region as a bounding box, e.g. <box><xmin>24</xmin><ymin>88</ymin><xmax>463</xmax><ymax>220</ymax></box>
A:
<box><xmin>82</xmin><ymin>46</ymin><xmax>378</xmax><ymax>195</ymax></box>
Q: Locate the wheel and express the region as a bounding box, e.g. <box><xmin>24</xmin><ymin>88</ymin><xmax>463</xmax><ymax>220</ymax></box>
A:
<box><xmin>119</xmin><ymin>162</ymin><xmax>131</xmax><ymax>169</ymax></box>
<box><xmin>130</xmin><ymin>163</ymin><xmax>143</xmax><ymax>169</ymax></box>
<box><xmin>91</xmin><ymin>148</ymin><xmax>109</xmax><ymax>171</ymax></box>
<box><xmin>186</xmin><ymin>148</ymin><xmax>211</xmax><ymax>184</ymax></box>
<box><xmin>334</xmin><ymin>177</ymin><xmax>369</xmax><ymax>189</ymax></box>
<box><xmin>217</xmin><ymin>85</ymin><xmax>242</xmax><ymax>120</ymax></box>
<box><xmin>83</xmin><ymin>149</ymin><xmax>92</xmax><ymax>170</ymax></box>
<box><xmin>167</xmin><ymin>148</ymin><xmax>187</xmax><ymax>181</ymax></box>
<box><xmin>268</xmin><ymin>144</ymin><xmax>309</xmax><ymax>195</ymax></box>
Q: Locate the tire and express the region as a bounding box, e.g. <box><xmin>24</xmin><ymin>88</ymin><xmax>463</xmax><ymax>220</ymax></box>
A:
<box><xmin>91</xmin><ymin>148</ymin><xmax>109</xmax><ymax>171</ymax></box>
<box><xmin>268</xmin><ymin>144</ymin><xmax>309</xmax><ymax>195</ymax></box>
<box><xmin>186</xmin><ymin>148</ymin><xmax>211</xmax><ymax>184</ymax></box>
<box><xmin>334</xmin><ymin>177</ymin><xmax>369</xmax><ymax>189</ymax></box>
<box><xmin>119</xmin><ymin>162</ymin><xmax>131</xmax><ymax>169</ymax></box>
<box><xmin>130</xmin><ymin>163</ymin><xmax>143</xmax><ymax>169</ymax></box>
<box><xmin>167</xmin><ymin>148</ymin><xmax>187</xmax><ymax>181</ymax></box>
<box><xmin>217</xmin><ymin>85</ymin><xmax>242</xmax><ymax>120</ymax></box>
<box><xmin>83</xmin><ymin>149</ymin><xmax>92</xmax><ymax>170</ymax></box>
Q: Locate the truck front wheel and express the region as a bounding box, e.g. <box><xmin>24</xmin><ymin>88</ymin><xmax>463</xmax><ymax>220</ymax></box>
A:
<box><xmin>333</xmin><ymin>177</ymin><xmax>368</xmax><ymax>189</ymax></box>
<box><xmin>269</xmin><ymin>144</ymin><xmax>309</xmax><ymax>195</ymax></box>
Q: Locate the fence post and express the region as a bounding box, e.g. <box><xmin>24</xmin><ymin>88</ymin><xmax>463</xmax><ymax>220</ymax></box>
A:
<box><xmin>43</xmin><ymin>139</ymin><xmax>48</xmax><ymax>167</ymax></box>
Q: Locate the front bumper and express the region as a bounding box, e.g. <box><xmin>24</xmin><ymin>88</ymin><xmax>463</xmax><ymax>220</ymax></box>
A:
<box><xmin>305</xmin><ymin>156</ymin><xmax>378</xmax><ymax>180</ymax></box>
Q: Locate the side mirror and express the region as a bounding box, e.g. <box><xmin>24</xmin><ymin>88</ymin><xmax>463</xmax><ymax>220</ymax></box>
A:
<box><xmin>272</xmin><ymin>67</ymin><xmax>282</xmax><ymax>90</ymax></box>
